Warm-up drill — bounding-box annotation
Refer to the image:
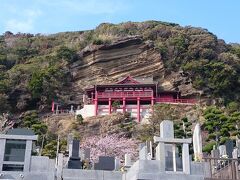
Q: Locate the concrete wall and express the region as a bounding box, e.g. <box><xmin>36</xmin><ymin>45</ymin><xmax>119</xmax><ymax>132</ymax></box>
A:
<box><xmin>75</xmin><ymin>104</ymin><xmax>151</xmax><ymax>121</ymax></box>
<box><xmin>0</xmin><ymin>156</ymin><xmax>55</xmax><ymax>180</ymax></box>
<box><xmin>124</xmin><ymin>160</ymin><xmax>207</xmax><ymax>180</ymax></box>
<box><xmin>63</xmin><ymin>169</ymin><xmax>123</xmax><ymax>180</ymax></box>
<box><xmin>0</xmin><ymin>171</ymin><xmax>55</xmax><ymax>180</ymax></box>
<box><xmin>30</xmin><ymin>156</ymin><xmax>55</xmax><ymax>172</ymax></box>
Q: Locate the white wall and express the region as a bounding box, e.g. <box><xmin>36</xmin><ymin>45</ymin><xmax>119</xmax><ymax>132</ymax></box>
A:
<box><xmin>75</xmin><ymin>105</ymin><xmax>95</xmax><ymax>118</ymax></box>
<box><xmin>75</xmin><ymin>104</ymin><xmax>151</xmax><ymax>122</ymax></box>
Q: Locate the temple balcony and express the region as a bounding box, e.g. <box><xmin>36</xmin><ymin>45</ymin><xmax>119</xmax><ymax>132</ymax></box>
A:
<box><xmin>97</xmin><ymin>91</ymin><xmax>153</xmax><ymax>98</ymax></box>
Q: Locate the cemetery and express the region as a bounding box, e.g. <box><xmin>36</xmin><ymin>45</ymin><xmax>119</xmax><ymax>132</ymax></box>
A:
<box><xmin>1</xmin><ymin>120</ymin><xmax>240</xmax><ymax>180</ymax></box>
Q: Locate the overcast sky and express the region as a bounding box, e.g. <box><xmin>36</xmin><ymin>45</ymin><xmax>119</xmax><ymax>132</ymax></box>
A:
<box><xmin>0</xmin><ymin>0</ymin><xmax>239</xmax><ymax>43</ymax></box>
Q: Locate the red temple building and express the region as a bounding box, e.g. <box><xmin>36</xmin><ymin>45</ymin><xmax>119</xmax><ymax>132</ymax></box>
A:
<box><xmin>76</xmin><ymin>76</ymin><xmax>196</xmax><ymax>122</ymax></box>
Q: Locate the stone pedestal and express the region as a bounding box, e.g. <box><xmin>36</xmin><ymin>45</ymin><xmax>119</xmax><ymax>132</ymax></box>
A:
<box><xmin>0</xmin><ymin>138</ymin><xmax>6</xmax><ymax>171</ymax></box>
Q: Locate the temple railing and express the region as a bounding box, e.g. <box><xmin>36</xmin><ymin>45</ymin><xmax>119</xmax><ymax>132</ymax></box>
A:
<box><xmin>155</xmin><ymin>98</ymin><xmax>196</xmax><ymax>104</ymax></box>
<box><xmin>97</xmin><ymin>91</ymin><xmax>153</xmax><ymax>98</ymax></box>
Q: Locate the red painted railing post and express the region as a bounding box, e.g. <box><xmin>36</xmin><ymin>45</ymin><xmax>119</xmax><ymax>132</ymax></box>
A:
<box><xmin>123</xmin><ymin>97</ymin><xmax>126</xmax><ymax>113</ymax></box>
<box><xmin>137</xmin><ymin>97</ymin><xmax>140</xmax><ymax>122</ymax></box>
<box><xmin>94</xmin><ymin>99</ymin><xmax>98</xmax><ymax>116</ymax></box>
<box><xmin>108</xmin><ymin>98</ymin><xmax>112</xmax><ymax>114</ymax></box>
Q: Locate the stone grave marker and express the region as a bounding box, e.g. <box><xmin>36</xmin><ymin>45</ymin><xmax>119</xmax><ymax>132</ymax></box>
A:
<box><xmin>154</xmin><ymin>120</ymin><xmax>192</xmax><ymax>174</ymax></box>
<box><xmin>236</xmin><ymin>139</ymin><xmax>240</xmax><ymax>148</ymax></box>
<box><xmin>67</xmin><ymin>133</ymin><xmax>73</xmax><ymax>156</ymax></box>
<box><xmin>94</xmin><ymin>156</ymin><xmax>115</xmax><ymax>171</ymax></box>
<box><xmin>67</xmin><ymin>140</ymin><xmax>82</xmax><ymax>169</ymax></box>
<box><xmin>160</xmin><ymin>120</ymin><xmax>174</xmax><ymax>138</ymax></box>
<box><xmin>115</xmin><ymin>158</ymin><xmax>120</xmax><ymax>170</ymax></box>
<box><xmin>218</xmin><ymin>145</ymin><xmax>227</xmax><ymax>157</ymax></box>
<box><xmin>83</xmin><ymin>148</ymin><xmax>90</xmax><ymax>160</ymax></box>
<box><xmin>139</xmin><ymin>145</ymin><xmax>148</xmax><ymax>160</ymax></box>
<box><xmin>232</xmin><ymin>148</ymin><xmax>238</xmax><ymax>159</ymax></box>
<box><xmin>146</xmin><ymin>141</ymin><xmax>153</xmax><ymax>160</ymax></box>
<box><xmin>124</xmin><ymin>154</ymin><xmax>131</xmax><ymax>167</ymax></box>
<box><xmin>211</xmin><ymin>149</ymin><xmax>220</xmax><ymax>159</ymax></box>
<box><xmin>193</xmin><ymin>123</ymin><xmax>202</xmax><ymax>161</ymax></box>
<box><xmin>225</xmin><ymin>140</ymin><xmax>234</xmax><ymax>158</ymax></box>
<box><xmin>236</xmin><ymin>139</ymin><xmax>240</xmax><ymax>156</ymax></box>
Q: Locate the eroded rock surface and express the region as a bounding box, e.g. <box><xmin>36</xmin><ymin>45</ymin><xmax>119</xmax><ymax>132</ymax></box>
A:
<box><xmin>69</xmin><ymin>36</ymin><xmax>197</xmax><ymax>103</ymax></box>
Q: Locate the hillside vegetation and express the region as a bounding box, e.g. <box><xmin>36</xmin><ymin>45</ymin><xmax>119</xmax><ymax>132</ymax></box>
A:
<box><xmin>0</xmin><ymin>21</ymin><xmax>239</xmax><ymax>113</ymax></box>
<box><xmin>0</xmin><ymin>21</ymin><xmax>240</xmax><ymax>158</ymax></box>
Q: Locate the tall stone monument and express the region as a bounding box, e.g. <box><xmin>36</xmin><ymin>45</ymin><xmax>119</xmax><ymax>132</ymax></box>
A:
<box><xmin>193</xmin><ymin>123</ymin><xmax>202</xmax><ymax>161</ymax></box>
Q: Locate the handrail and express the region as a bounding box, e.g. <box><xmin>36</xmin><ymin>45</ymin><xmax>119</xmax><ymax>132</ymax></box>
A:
<box><xmin>203</xmin><ymin>157</ymin><xmax>239</xmax><ymax>179</ymax></box>
<box><xmin>156</xmin><ymin>98</ymin><xmax>196</xmax><ymax>104</ymax></box>
<box><xmin>97</xmin><ymin>91</ymin><xmax>153</xmax><ymax>98</ymax></box>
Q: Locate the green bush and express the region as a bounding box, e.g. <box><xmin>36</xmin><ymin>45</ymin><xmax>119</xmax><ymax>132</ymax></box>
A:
<box><xmin>203</xmin><ymin>142</ymin><xmax>216</xmax><ymax>153</ymax></box>
<box><xmin>207</xmin><ymin>133</ymin><xmax>216</xmax><ymax>140</ymax></box>
<box><xmin>219</xmin><ymin>137</ymin><xmax>229</xmax><ymax>145</ymax></box>
<box><xmin>56</xmin><ymin>46</ymin><xmax>77</xmax><ymax>62</ymax></box>
<box><xmin>92</xmin><ymin>37</ymin><xmax>104</xmax><ymax>45</ymax></box>
<box><xmin>76</xmin><ymin>114</ymin><xmax>84</xmax><ymax>124</ymax></box>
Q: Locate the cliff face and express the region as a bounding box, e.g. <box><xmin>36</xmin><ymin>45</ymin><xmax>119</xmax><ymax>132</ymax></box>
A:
<box><xmin>71</xmin><ymin>36</ymin><xmax>163</xmax><ymax>87</ymax></box>
<box><xmin>70</xmin><ymin>36</ymin><xmax>197</xmax><ymax>102</ymax></box>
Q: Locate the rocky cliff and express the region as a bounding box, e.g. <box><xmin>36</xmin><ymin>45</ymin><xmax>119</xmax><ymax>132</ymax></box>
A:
<box><xmin>69</xmin><ymin>36</ymin><xmax>197</xmax><ymax>105</ymax></box>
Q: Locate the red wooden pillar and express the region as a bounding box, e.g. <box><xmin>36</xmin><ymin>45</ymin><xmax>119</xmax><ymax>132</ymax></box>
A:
<box><xmin>151</xmin><ymin>97</ymin><xmax>155</xmax><ymax>106</ymax></box>
<box><xmin>108</xmin><ymin>98</ymin><xmax>112</xmax><ymax>114</ymax></box>
<box><xmin>151</xmin><ymin>97</ymin><xmax>154</xmax><ymax>108</ymax></box>
<box><xmin>151</xmin><ymin>90</ymin><xmax>155</xmax><ymax>112</ymax></box>
<box><xmin>137</xmin><ymin>97</ymin><xmax>140</xmax><ymax>122</ymax></box>
<box><xmin>151</xmin><ymin>97</ymin><xmax>155</xmax><ymax>114</ymax></box>
<box><xmin>51</xmin><ymin>101</ymin><xmax>55</xmax><ymax>112</ymax></box>
<box><xmin>123</xmin><ymin>97</ymin><xmax>126</xmax><ymax>113</ymax></box>
<box><xmin>94</xmin><ymin>99</ymin><xmax>98</xmax><ymax>116</ymax></box>
<box><xmin>94</xmin><ymin>86</ymin><xmax>98</xmax><ymax>116</ymax></box>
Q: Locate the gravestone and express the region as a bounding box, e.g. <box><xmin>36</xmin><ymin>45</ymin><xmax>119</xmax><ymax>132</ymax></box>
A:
<box><xmin>82</xmin><ymin>148</ymin><xmax>90</xmax><ymax>160</ymax></box>
<box><xmin>160</xmin><ymin>120</ymin><xmax>177</xmax><ymax>171</ymax></box>
<box><xmin>94</xmin><ymin>156</ymin><xmax>115</xmax><ymax>171</ymax></box>
<box><xmin>72</xmin><ymin>140</ymin><xmax>80</xmax><ymax>158</ymax></box>
<box><xmin>160</xmin><ymin>120</ymin><xmax>174</xmax><ymax>138</ymax></box>
<box><xmin>165</xmin><ymin>145</ymin><xmax>174</xmax><ymax>171</ymax></box>
<box><xmin>211</xmin><ymin>149</ymin><xmax>220</xmax><ymax>159</ymax></box>
<box><xmin>154</xmin><ymin>120</ymin><xmax>192</xmax><ymax>174</ymax></box>
<box><xmin>193</xmin><ymin>123</ymin><xmax>202</xmax><ymax>161</ymax></box>
<box><xmin>139</xmin><ymin>143</ymin><xmax>145</xmax><ymax>150</ymax></box>
<box><xmin>225</xmin><ymin>140</ymin><xmax>234</xmax><ymax>158</ymax></box>
<box><xmin>146</xmin><ymin>141</ymin><xmax>153</xmax><ymax>160</ymax></box>
<box><xmin>236</xmin><ymin>139</ymin><xmax>240</xmax><ymax>149</ymax></box>
<box><xmin>139</xmin><ymin>146</ymin><xmax>148</xmax><ymax>160</ymax></box>
<box><xmin>232</xmin><ymin>148</ymin><xmax>238</xmax><ymax>159</ymax></box>
<box><xmin>218</xmin><ymin>145</ymin><xmax>227</xmax><ymax>157</ymax></box>
<box><xmin>67</xmin><ymin>134</ymin><xmax>73</xmax><ymax>156</ymax></box>
<box><xmin>115</xmin><ymin>158</ymin><xmax>120</xmax><ymax>170</ymax></box>
<box><xmin>124</xmin><ymin>154</ymin><xmax>131</xmax><ymax>167</ymax></box>
<box><xmin>67</xmin><ymin>140</ymin><xmax>82</xmax><ymax>169</ymax></box>
<box><xmin>236</xmin><ymin>139</ymin><xmax>240</xmax><ymax>156</ymax></box>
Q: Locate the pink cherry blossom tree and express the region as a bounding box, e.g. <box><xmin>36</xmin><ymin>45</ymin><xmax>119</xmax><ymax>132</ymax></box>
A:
<box><xmin>81</xmin><ymin>133</ymin><xmax>138</xmax><ymax>162</ymax></box>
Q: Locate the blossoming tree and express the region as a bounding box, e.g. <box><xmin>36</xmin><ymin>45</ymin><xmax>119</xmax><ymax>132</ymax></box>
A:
<box><xmin>81</xmin><ymin>133</ymin><xmax>138</xmax><ymax>162</ymax></box>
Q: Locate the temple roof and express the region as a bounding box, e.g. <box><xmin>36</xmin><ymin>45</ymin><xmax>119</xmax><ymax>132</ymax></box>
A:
<box><xmin>134</xmin><ymin>76</ymin><xmax>154</xmax><ymax>84</ymax></box>
<box><xmin>116</xmin><ymin>75</ymin><xmax>154</xmax><ymax>84</ymax></box>
<box><xmin>85</xmin><ymin>76</ymin><xmax>156</xmax><ymax>92</ymax></box>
